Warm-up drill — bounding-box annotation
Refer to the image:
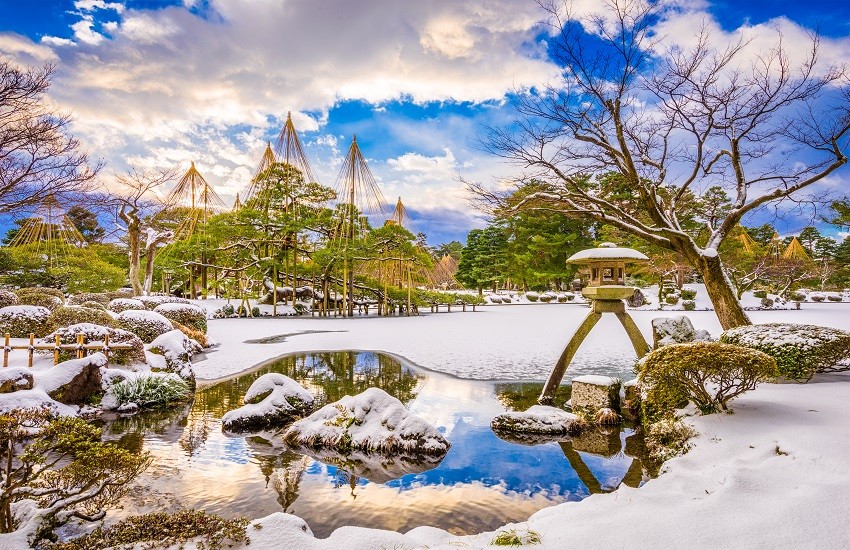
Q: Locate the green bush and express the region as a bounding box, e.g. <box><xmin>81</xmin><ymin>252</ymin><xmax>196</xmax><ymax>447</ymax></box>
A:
<box><xmin>45</xmin><ymin>323</ymin><xmax>146</xmax><ymax>364</ymax></box>
<box><xmin>682</xmin><ymin>300</ymin><xmax>696</xmax><ymax>311</ymax></box>
<box><xmin>720</xmin><ymin>323</ymin><xmax>850</xmax><ymax>381</ymax></box>
<box><xmin>154</xmin><ymin>303</ymin><xmax>208</xmax><ymax>333</ymax></box>
<box><xmin>80</xmin><ymin>300</ymin><xmax>107</xmax><ymax>310</ymax></box>
<box><xmin>47</xmin><ymin>306</ymin><xmax>117</xmax><ymax>332</ymax></box>
<box><xmin>117</xmin><ymin>310</ymin><xmax>174</xmax><ymax>342</ymax></box>
<box><xmin>15</xmin><ymin>288</ymin><xmax>64</xmax><ymax>310</ymax></box>
<box><xmin>525</xmin><ymin>292</ymin><xmax>539</xmax><ymax>302</ymax></box>
<box><xmin>107</xmin><ymin>374</ymin><xmax>191</xmax><ymax>409</ymax></box>
<box><xmin>637</xmin><ymin>342</ymin><xmax>778</xmax><ymax>419</ymax></box>
<box><xmin>760</xmin><ymin>297</ymin><xmax>774</xmax><ymax>309</ymax></box>
<box><xmin>680</xmin><ymin>288</ymin><xmax>697</xmax><ymax>300</ymax></box>
<box><xmin>0</xmin><ymin>305</ymin><xmax>52</xmax><ymax>337</ymax></box>
<box><xmin>539</xmin><ymin>294</ymin><xmax>554</xmax><ymax>303</ymax></box>
<box><xmin>0</xmin><ymin>290</ymin><xmax>18</xmax><ymax>309</ymax></box>
<box><xmin>108</xmin><ymin>298</ymin><xmax>146</xmax><ymax>313</ymax></box>
<box><xmin>811</xmin><ymin>294</ymin><xmax>825</xmax><ymax>302</ymax></box>
<box><xmin>664</xmin><ymin>294</ymin><xmax>680</xmax><ymax>305</ymax></box>
<box><xmin>789</xmin><ymin>291</ymin><xmax>806</xmax><ymax>302</ymax></box>
<box><xmin>557</xmin><ymin>294</ymin><xmax>568</xmax><ymax>303</ymax></box>
<box><xmin>753</xmin><ymin>290</ymin><xmax>767</xmax><ymax>298</ymax></box>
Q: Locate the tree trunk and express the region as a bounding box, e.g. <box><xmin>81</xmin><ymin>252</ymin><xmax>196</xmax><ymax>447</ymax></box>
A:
<box><xmin>127</xmin><ymin>223</ymin><xmax>142</xmax><ymax>295</ymax></box>
<box><xmin>695</xmin><ymin>254</ymin><xmax>752</xmax><ymax>330</ymax></box>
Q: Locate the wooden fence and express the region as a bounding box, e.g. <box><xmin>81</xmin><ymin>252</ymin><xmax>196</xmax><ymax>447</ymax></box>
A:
<box><xmin>3</xmin><ymin>333</ymin><xmax>133</xmax><ymax>368</ymax></box>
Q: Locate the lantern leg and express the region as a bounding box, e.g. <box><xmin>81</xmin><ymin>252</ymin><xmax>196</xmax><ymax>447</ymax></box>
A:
<box><xmin>615</xmin><ymin>311</ymin><xmax>651</xmax><ymax>358</ymax></box>
<box><xmin>539</xmin><ymin>310</ymin><xmax>602</xmax><ymax>405</ymax></box>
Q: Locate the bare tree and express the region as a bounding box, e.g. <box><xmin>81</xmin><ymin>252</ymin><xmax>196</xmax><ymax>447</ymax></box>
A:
<box><xmin>0</xmin><ymin>59</ymin><xmax>100</xmax><ymax>214</ymax></box>
<box><xmin>112</xmin><ymin>167</ymin><xmax>176</xmax><ymax>295</ymax></box>
<box><xmin>476</xmin><ymin>0</ymin><xmax>850</xmax><ymax>329</ymax></box>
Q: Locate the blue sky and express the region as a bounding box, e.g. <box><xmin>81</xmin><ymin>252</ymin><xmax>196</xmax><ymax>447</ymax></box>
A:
<box><xmin>1</xmin><ymin>0</ymin><xmax>849</xmax><ymax>244</ymax></box>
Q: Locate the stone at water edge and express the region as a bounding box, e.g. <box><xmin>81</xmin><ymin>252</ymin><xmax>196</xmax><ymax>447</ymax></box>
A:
<box><xmin>221</xmin><ymin>373</ymin><xmax>313</xmax><ymax>433</ymax></box>
<box><xmin>491</xmin><ymin>405</ymin><xmax>580</xmax><ymax>435</ymax></box>
<box><xmin>571</xmin><ymin>375</ymin><xmax>621</xmax><ymax>415</ymax></box>
<box><xmin>39</xmin><ymin>353</ymin><xmax>107</xmax><ymax>405</ymax></box>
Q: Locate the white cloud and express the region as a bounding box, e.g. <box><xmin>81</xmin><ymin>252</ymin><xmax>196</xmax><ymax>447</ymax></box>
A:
<box><xmin>74</xmin><ymin>1</ymin><xmax>125</xmax><ymax>13</ymax></box>
<box><xmin>71</xmin><ymin>16</ymin><xmax>106</xmax><ymax>45</ymax></box>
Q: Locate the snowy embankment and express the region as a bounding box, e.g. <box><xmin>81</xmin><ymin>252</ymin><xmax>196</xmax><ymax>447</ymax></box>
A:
<box><xmin>231</xmin><ymin>372</ymin><xmax>850</xmax><ymax>550</ymax></box>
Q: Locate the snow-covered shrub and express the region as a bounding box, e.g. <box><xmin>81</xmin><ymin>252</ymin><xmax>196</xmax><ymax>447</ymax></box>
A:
<box><xmin>565</xmin><ymin>292</ymin><xmax>575</xmax><ymax>301</ymax></box>
<box><xmin>752</xmin><ymin>289</ymin><xmax>767</xmax><ymax>299</ymax></box>
<box><xmin>148</xmin><ymin>329</ymin><xmax>200</xmax><ymax>382</ymax></box>
<box><xmin>15</xmin><ymin>288</ymin><xmax>64</xmax><ymax>311</ymax></box>
<box><xmin>118</xmin><ymin>310</ymin><xmax>173</xmax><ymax>342</ymax></box>
<box><xmin>682</xmin><ymin>300</ymin><xmax>696</xmax><ymax>311</ymax></box>
<box><xmin>651</xmin><ymin>316</ymin><xmax>712</xmax><ymax>347</ymax></box>
<box><xmin>637</xmin><ymin>342</ymin><xmax>778</xmax><ymax>418</ymax></box>
<box><xmin>0</xmin><ymin>289</ymin><xmax>18</xmax><ymax>309</ymax></box>
<box><xmin>134</xmin><ymin>295</ymin><xmax>192</xmax><ymax>310</ymax></box>
<box><xmin>525</xmin><ymin>292</ymin><xmax>539</xmax><ymax>302</ymax></box>
<box><xmin>644</xmin><ymin>417</ymin><xmax>696</xmax><ymax>466</ymax></box>
<box><xmin>539</xmin><ymin>294</ymin><xmax>554</xmax><ymax>303</ymax></box>
<box><xmin>81</xmin><ymin>300</ymin><xmax>107</xmax><ymax>310</ymax></box>
<box><xmin>283</xmin><ymin>387</ymin><xmax>450</xmax><ymax>455</ymax></box>
<box><xmin>501</xmin><ymin>296</ymin><xmax>512</xmax><ymax>303</ymax></box>
<box><xmin>44</xmin><ymin>323</ymin><xmax>146</xmax><ymax>364</ymax></box>
<box><xmin>153</xmin><ymin>303</ymin><xmax>207</xmax><ymax>333</ymax></box>
<box><xmin>760</xmin><ymin>297</ymin><xmax>774</xmax><ymax>309</ymax></box>
<box><xmin>489</xmin><ymin>295</ymin><xmax>503</xmax><ymax>304</ymax></box>
<box><xmin>170</xmin><ymin>320</ymin><xmax>208</xmax><ymax>348</ymax></box>
<box><xmin>664</xmin><ymin>294</ymin><xmax>680</xmax><ymax>305</ymax></box>
<box><xmin>720</xmin><ymin>323</ymin><xmax>850</xmax><ymax>381</ymax></box>
<box><xmin>0</xmin><ymin>305</ymin><xmax>52</xmax><ymax>337</ymax></box>
<box><xmin>557</xmin><ymin>294</ymin><xmax>568</xmax><ymax>303</ymax></box>
<box><xmin>103</xmin><ymin>373</ymin><xmax>191</xmax><ymax>410</ymax></box>
<box><xmin>108</xmin><ymin>298</ymin><xmax>146</xmax><ymax>313</ymax></box>
<box><xmin>47</xmin><ymin>305</ymin><xmax>117</xmax><ymax>331</ymax></box>
<box><xmin>66</xmin><ymin>292</ymin><xmax>113</xmax><ymax>306</ymax></box>
<box><xmin>215</xmin><ymin>303</ymin><xmax>235</xmax><ymax>318</ymax></box>
<box><xmin>811</xmin><ymin>293</ymin><xmax>826</xmax><ymax>302</ymax></box>
<box><xmin>789</xmin><ymin>291</ymin><xmax>806</xmax><ymax>302</ymax></box>
<box><xmin>679</xmin><ymin>288</ymin><xmax>697</xmax><ymax>300</ymax></box>
<box><xmin>827</xmin><ymin>294</ymin><xmax>842</xmax><ymax>302</ymax></box>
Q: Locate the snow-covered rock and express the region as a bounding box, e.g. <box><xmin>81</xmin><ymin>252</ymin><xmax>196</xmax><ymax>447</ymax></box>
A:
<box><xmin>147</xmin><ymin>329</ymin><xmax>199</xmax><ymax>382</ymax></box>
<box><xmin>0</xmin><ymin>387</ymin><xmax>76</xmax><ymax>417</ymax></box>
<box><xmin>651</xmin><ymin>316</ymin><xmax>712</xmax><ymax>348</ymax></box>
<box><xmin>222</xmin><ymin>373</ymin><xmax>313</xmax><ymax>432</ymax></box>
<box><xmin>39</xmin><ymin>353</ymin><xmax>107</xmax><ymax>405</ymax></box>
<box><xmin>491</xmin><ymin>405</ymin><xmax>579</xmax><ymax>435</ymax></box>
<box><xmin>283</xmin><ymin>387</ymin><xmax>450</xmax><ymax>455</ymax></box>
<box><xmin>0</xmin><ymin>368</ymin><xmax>34</xmax><ymax>393</ymax></box>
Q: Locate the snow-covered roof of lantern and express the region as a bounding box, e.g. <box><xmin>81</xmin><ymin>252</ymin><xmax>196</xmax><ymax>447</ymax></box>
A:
<box><xmin>566</xmin><ymin>242</ymin><xmax>649</xmax><ymax>264</ymax></box>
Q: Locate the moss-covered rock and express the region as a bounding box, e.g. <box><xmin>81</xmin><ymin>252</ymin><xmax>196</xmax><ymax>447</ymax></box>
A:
<box><xmin>637</xmin><ymin>342</ymin><xmax>777</xmax><ymax>419</ymax></box>
<box><xmin>720</xmin><ymin>323</ymin><xmax>850</xmax><ymax>381</ymax></box>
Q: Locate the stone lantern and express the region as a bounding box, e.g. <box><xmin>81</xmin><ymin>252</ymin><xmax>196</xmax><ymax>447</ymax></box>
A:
<box><xmin>539</xmin><ymin>243</ymin><xmax>651</xmax><ymax>405</ymax></box>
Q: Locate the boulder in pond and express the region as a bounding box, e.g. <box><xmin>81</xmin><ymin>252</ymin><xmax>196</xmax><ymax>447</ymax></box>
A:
<box><xmin>491</xmin><ymin>405</ymin><xmax>580</xmax><ymax>436</ymax></box>
<box><xmin>222</xmin><ymin>373</ymin><xmax>313</xmax><ymax>432</ymax></box>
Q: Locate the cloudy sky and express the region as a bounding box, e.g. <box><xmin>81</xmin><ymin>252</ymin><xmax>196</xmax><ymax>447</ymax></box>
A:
<box><xmin>1</xmin><ymin>0</ymin><xmax>849</xmax><ymax>244</ymax></box>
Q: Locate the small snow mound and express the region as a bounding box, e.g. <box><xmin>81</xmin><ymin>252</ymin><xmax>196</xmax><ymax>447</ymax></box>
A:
<box><xmin>491</xmin><ymin>405</ymin><xmax>579</xmax><ymax>435</ymax></box>
<box><xmin>283</xmin><ymin>387</ymin><xmax>450</xmax><ymax>455</ymax></box>
<box><xmin>702</xmin><ymin>247</ymin><xmax>718</xmax><ymax>258</ymax></box>
<box><xmin>572</xmin><ymin>374</ymin><xmax>620</xmax><ymax>387</ymax></box>
<box><xmin>222</xmin><ymin>374</ymin><xmax>313</xmax><ymax>432</ymax></box>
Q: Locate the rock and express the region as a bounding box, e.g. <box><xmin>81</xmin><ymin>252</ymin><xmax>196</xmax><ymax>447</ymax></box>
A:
<box><xmin>147</xmin><ymin>329</ymin><xmax>199</xmax><ymax>384</ymax></box>
<box><xmin>0</xmin><ymin>368</ymin><xmax>34</xmax><ymax>393</ymax></box>
<box><xmin>621</xmin><ymin>378</ymin><xmax>640</xmax><ymax>419</ymax></box>
<box><xmin>491</xmin><ymin>405</ymin><xmax>579</xmax><ymax>435</ymax></box>
<box><xmin>222</xmin><ymin>374</ymin><xmax>313</xmax><ymax>432</ymax></box>
<box><xmin>627</xmin><ymin>288</ymin><xmax>647</xmax><ymax>307</ymax></box>
<box><xmin>40</xmin><ymin>353</ymin><xmax>107</xmax><ymax>405</ymax></box>
<box><xmin>283</xmin><ymin>387</ymin><xmax>450</xmax><ymax>456</ymax></box>
<box><xmin>571</xmin><ymin>375</ymin><xmax>621</xmax><ymax>415</ymax></box>
<box><xmin>652</xmin><ymin>316</ymin><xmax>712</xmax><ymax>348</ymax></box>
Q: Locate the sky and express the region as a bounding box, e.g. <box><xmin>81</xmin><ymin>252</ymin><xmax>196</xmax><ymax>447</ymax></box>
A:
<box><xmin>1</xmin><ymin>0</ymin><xmax>849</xmax><ymax>245</ymax></box>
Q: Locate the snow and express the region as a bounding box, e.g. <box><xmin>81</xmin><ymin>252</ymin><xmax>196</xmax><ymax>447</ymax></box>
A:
<box><xmin>491</xmin><ymin>405</ymin><xmax>578</xmax><ymax>434</ymax></box>
<box><xmin>222</xmin><ymin>373</ymin><xmax>313</xmax><ymax>432</ymax></box>
<box><xmin>571</xmin><ymin>374</ymin><xmax>620</xmax><ymax>386</ymax></box>
<box><xmin>702</xmin><ymin>247</ymin><xmax>718</xmax><ymax>258</ymax></box>
<box><xmin>567</xmin><ymin>246</ymin><xmax>649</xmax><ymax>262</ymax></box>
<box><xmin>243</xmin><ymin>373</ymin><xmax>312</xmax><ymax>405</ymax></box>
<box><xmin>147</xmin><ymin>329</ymin><xmax>199</xmax><ymax>380</ymax></box>
<box><xmin>37</xmin><ymin>353</ymin><xmax>107</xmax><ymax>395</ymax></box>
<box><xmin>0</xmin><ymin>305</ymin><xmax>51</xmax><ymax>317</ymax></box>
<box><xmin>153</xmin><ymin>302</ymin><xmax>208</xmax><ymax>317</ymax></box>
<box><xmin>0</xmin><ymin>387</ymin><xmax>77</xmax><ymax>417</ymax></box>
<box><xmin>283</xmin><ymin>387</ymin><xmax>450</xmax><ymax>455</ymax></box>
<box><xmin>117</xmin><ymin>309</ymin><xmax>172</xmax><ymax>326</ymax></box>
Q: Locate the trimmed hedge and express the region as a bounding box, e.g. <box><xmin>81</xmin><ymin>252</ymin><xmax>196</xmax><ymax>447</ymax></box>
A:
<box><xmin>0</xmin><ymin>290</ymin><xmax>19</xmax><ymax>309</ymax></box>
<box><xmin>118</xmin><ymin>310</ymin><xmax>174</xmax><ymax>343</ymax></box>
<box><xmin>134</xmin><ymin>295</ymin><xmax>192</xmax><ymax>310</ymax></box>
<box><xmin>154</xmin><ymin>303</ymin><xmax>207</xmax><ymax>333</ymax></box>
<box><xmin>679</xmin><ymin>288</ymin><xmax>697</xmax><ymax>300</ymax></box>
<box><xmin>15</xmin><ymin>288</ymin><xmax>64</xmax><ymax>311</ymax></box>
<box><xmin>44</xmin><ymin>323</ymin><xmax>146</xmax><ymax>365</ymax></box>
<box><xmin>108</xmin><ymin>298</ymin><xmax>146</xmax><ymax>313</ymax></box>
<box><xmin>0</xmin><ymin>305</ymin><xmax>52</xmax><ymax>338</ymax></box>
<box><xmin>47</xmin><ymin>306</ymin><xmax>117</xmax><ymax>332</ymax></box>
<box><xmin>720</xmin><ymin>323</ymin><xmax>850</xmax><ymax>381</ymax></box>
<box><xmin>637</xmin><ymin>341</ymin><xmax>777</xmax><ymax>418</ymax></box>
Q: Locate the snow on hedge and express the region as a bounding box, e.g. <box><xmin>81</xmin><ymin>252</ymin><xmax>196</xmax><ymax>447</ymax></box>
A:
<box><xmin>222</xmin><ymin>373</ymin><xmax>313</xmax><ymax>432</ymax></box>
<box><xmin>118</xmin><ymin>309</ymin><xmax>174</xmax><ymax>342</ymax></box>
<box><xmin>108</xmin><ymin>298</ymin><xmax>145</xmax><ymax>313</ymax></box>
<box><xmin>720</xmin><ymin>323</ymin><xmax>850</xmax><ymax>381</ymax></box>
<box><xmin>491</xmin><ymin>405</ymin><xmax>579</xmax><ymax>435</ymax></box>
<box><xmin>0</xmin><ymin>305</ymin><xmax>51</xmax><ymax>337</ymax></box>
<box><xmin>153</xmin><ymin>302</ymin><xmax>208</xmax><ymax>333</ymax></box>
<box><xmin>45</xmin><ymin>323</ymin><xmax>146</xmax><ymax>364</ymax></box>
<box><xmin>283</xmin><ymin>387</ymin><xmax>450</xmax><ymax>455</ymax></box>
<box><xmin>147</xmin><ymin>329</ymin><xmax>200</xmax><ymax>381</ymax></box>
<box><xmin>133</xmin><ymin>295</ymin><xmax>192</xmax><ymax>309</ymax></box>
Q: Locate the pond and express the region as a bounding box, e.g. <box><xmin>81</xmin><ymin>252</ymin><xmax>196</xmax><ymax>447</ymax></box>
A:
<box><xmin>100</xmin><ymin>351</ymin><xmax>651</xmax><ymax>538</ymax></box>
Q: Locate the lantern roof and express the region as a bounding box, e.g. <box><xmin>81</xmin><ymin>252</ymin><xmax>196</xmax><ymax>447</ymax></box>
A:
<box><xmin>567</xmin><ymin>242</ymin><xmax>649</xmax><ymax>264</ymax></box>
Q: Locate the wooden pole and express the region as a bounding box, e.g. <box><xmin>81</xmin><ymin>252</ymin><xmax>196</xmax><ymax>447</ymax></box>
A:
<box><xmin>103</xmin><ymin>333</ymin><xmax>110</xmax><ymax>366</ymax></box>
<box><xmin>28</xmin><ymin>333</ymin><xmax>34</xmax><ymax>367</ymax></box>
<box><xmin>3</xmin><ymin>333</ymin><xmax>9</xmax><ymax>367</ymax></box>
<box><xmin>53</xmin><ymin>334</ymin><xmax>60</xmax><ymax>365</ymax></box>
<box><xmin>76</xmin><ymin>334</ymin><xmax>85</xmax><ymax>359</ymax></box>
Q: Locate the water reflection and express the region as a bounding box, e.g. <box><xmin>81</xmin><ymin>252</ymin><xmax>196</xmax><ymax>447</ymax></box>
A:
<box><xmin>104</xmin><ymin>351</ymin><xmax>651</xmax><ymax>538</ymax></box>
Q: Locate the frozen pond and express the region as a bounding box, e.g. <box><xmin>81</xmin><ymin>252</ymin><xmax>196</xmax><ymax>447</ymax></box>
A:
<box><xmin>101</xmin><ymin>351</ymin><xmax>651</xmax><ymax>537</ymax></box>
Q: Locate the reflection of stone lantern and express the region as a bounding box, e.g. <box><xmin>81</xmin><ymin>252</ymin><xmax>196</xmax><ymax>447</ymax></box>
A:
<box><xmin>539</xmin><ymin>243</ymin><xmax>651</xmax><ymax>405</ymax></box>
